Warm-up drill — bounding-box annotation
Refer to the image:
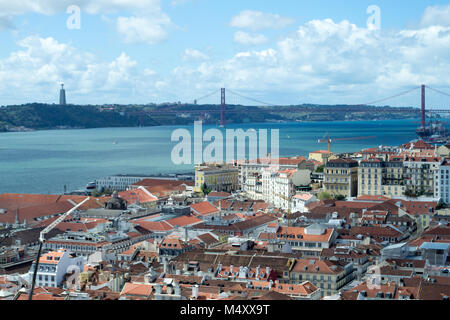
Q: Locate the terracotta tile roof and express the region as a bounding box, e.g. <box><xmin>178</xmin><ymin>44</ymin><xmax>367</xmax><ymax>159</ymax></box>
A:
<box><xmin>349</xmin><ymin>226</ymin><xmax>403</xmax><ymax>238</ymax></box>
<box><xmin>418</xmin><ymin>282</ymin><xmax>450</xmax><ymax>300</ymax></box>
<box><xmin>385</xmin><ymin>259</ymin><xmax>426</xmax><ymax>269</ymax></box>
<box><xmin>378</xmin><ymin>266</ymin><xmax>414</xmax><ymax>277</ymax></box>
<box><xmin>389</xmin><ymin>199</ymin><xmax>437</xmax><ymax>215</ymax></box>
<box><xmin>190</xmin><ymin>201</ymin><xmax>219</xmax><ymax>216</ymax></box>
<box><xmin>213</xmin><ymin>199</ymin><xmax>232</xmax><ymax>210</ymax></box>
<box><xmin>290</xmin><ymin>259</ymin><xmax>344</xmax><ymax>274</ymax></box>
<box><xmin>39</xmin><ymin>250</ymin><xmax>66</xmax><ymax>265</ymax></box>
<box><xmin>305</xmin><ymin>200</ymin><xmax>331</xmax><ymax>211</ymax></box>
<box><xmin>208</xmin><ymin>192</ymin><xmax>231</xmax><ymax>198</ymax></box>
<box><xmin>0</xmin><ymin>194</ymin><xmax>107</xmax><ymax>212</ymax></box>
<box><xmin>341</xmin><ymin>281</ymin><xmax>398</xmax><ymax>300</ymax></box>
<box><xmin>118</xmin><ymin>188</ymin><xmax>158</xmax><ymax>204</ymax></box>
<box><xmin>230</xmin><ymin>201</ymin><xmax>253</xmax><ymax>212</ymax></box>
<box><xmin>229</xmin><ymin>201</ymin><xmax>253</xmax><ymax>212</ymax></box>
<box><xmin>159</xmin><ymin>236</ymin><xmax>189</xmax><ymax>249</ymax></box>
<box><xmin>51</xmin><ymin>218</ymin><xmax>108</xmax><ymax>232</ymax></box>
<box><xmin>327</xmin><ymin>158</ymin><xmax>358</xmax><ymax>165</ymax></box>
<box><xmin>132</xmin><ymin>219</ymin><xmax>173</xmax><ymax>232</ymax></box>
<box><xmin>274</xmin><ymin>226</ymin><xmax>335</xmax><ymax>243</ymax></box>
<box><xmin>165</xmin><ymin>215</ymin><xmax>203</xmax><ymax>228</ymax></box>
<box><xmin>293</xmin><ymin>194</ymin><xmax>314</xmax><ymax>201</ymax></box>
<box><xmin>251</xmin><ymin>201</ymin><xmax>270</xmax><ymax>212</ymax></box>
<box><xmin>120</xmin><ymin>283</ymin><xmax>152</xmax><ymax>297</ymax></box>
<box><xmin>361</xmin><ymin>157</ymin><xmax>382</xmax><ymax>163</ymax></box>
<box><xmin>254</xmin><ymin>291</ymin><xmax>293</xmax><ymax>300</ymax></box>
<box><xmin>196</xmin><ymin>233</ymin><xmax>219</xmax><ymax>245</ymax></box>
<box><xmin>0</xmin><ymin>201</ymin><xmax>75</xmax><ymax>225</ymax></box>
<box><xmin>404</xmin><ymin>156</ymin><xmax>441</xmax><ymax>162</ymax></box>
<box><xmin>334</xmin><ymin>200</ymin><xmax>400</xmax><ymax>215</ymax></box>
<box><xmin>17</xmin><ymin>291</ymin><xmax>66</xmax><ymax>300</ymax></box>
<box><xmin>194</xmin><ymin>214</ymin><xmax>277</xmax><ymax>233</ymax></box>
<box><xmin>0</xmin><ymin>193</ymin><xmax>63</xmax><ymax>211</ymax></box>
<box><xmin>277</xmin><ymin>169</ymin><xmax>297</xmax><ymax>178</ymax></box>
<box><xmin>272</xmin><ymin>281</ymin><xmax>318</xmax><ymax>296</ymax></box>
<box><xmin>278</xmin><ymin>156</ymin><xmax>307</xmax><ymax>165</ymax></box>
<box><xmin>131</xmin><ymin>179</ymin><xmax>194</xmax><ymax>197</ymax></box>
<box><xmin>422</xmin><ymin>225</ymin><xmax>450</xmax><ymax>237</ymax></box>
<box><xmin>309</xmin><ymin>205</ymin><xmax>363</xmax><ymax>220</ymax></box>
<box><xmin>59</xmin><ymin>196</ymin><xmax>109</xmax><ymax>210</ymax></box>
<box><xmin>402</xmin><ymin>140</ymin><xmax>434</xmax><ymax>150</ymax></box>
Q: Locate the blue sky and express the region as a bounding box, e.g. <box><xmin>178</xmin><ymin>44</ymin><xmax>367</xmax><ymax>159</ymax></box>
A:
<box><xmin>0</xmin><ymin>0</ymin><xmax>450</xmax><ymax>107</ymax></box>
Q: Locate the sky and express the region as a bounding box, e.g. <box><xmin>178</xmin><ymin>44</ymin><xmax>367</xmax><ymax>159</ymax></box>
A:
<box><xmin>0</xmin><ymin>0</ymin><xmax>450</xmax><ymax>107</ymax></box>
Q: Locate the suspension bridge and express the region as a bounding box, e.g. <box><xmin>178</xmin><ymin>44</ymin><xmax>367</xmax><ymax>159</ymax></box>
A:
<box><xmin>132</xmin><ymin>84</ymin><xmax>450</xmax><ymax>127</ymax></box>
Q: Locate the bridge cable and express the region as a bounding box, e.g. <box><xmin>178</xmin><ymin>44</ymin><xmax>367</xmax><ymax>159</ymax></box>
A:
<box><xmin>226</xmin><ymin>89</ymin><xmax>279</xmax><ymax>107</ymax></box>
<box><xmin>426</xmin><ymin>86</ymin><xmax>450</xmax><ymax>99</ymax></box>
<box><xmin>193</xmin><ymin>89</ymin><xmax>221</xmax><ymax>103</ymax></box>
<box><xmin>351</xmin><ymin>86</ymin><xmax>422</xmax><ymax>107</ymax></box>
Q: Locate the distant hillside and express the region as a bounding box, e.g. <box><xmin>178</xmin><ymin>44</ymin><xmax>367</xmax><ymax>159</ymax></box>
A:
<box><xmin>0</xmin><ymin>102</ymin><xmax>421</xmax><ymax>132</ymax></box>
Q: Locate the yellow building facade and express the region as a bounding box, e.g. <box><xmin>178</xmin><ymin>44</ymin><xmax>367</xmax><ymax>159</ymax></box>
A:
<box><xmin>194</xmin><ymin>163</ymin><xmax>239</xmax><ymax>193</ymax></box>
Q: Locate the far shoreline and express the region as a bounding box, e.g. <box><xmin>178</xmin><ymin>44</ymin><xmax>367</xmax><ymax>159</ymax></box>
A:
<box><xmin>0</xmin><ymin>117</ymin><xmax>425</xmax><ymax>134</ymax></box>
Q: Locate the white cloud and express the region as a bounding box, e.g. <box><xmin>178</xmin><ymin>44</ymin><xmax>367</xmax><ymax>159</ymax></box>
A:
<box><xmin>106</xmin><ymin>52</ymin><xmax>137</xmax><ymax>88</ymax></box>
<box><xmin>420</xmin><ymin>4</ymin><xmax>450</xmax><ymax>27</ymax></box>
<box><xmin>233</xmin><ymin>31</ymin><xmax>268</xmax><ymax>46</ymax></box>
<box><xmin>170</xmin><ymin>18</ymin><xmax>450</xmax><ymax>105</ymax></box>
<box><xmin>2</xmin><ymin>13</ymin><xmax>450</xmax><ymax>107</ymax></box>
<box><xmin>0</xmin><ymin>35</ymin><xmax>164</xmax><ymax>104</ymax></box>
<box><xmin>230</xmin><ymin>10</ymin><xmax>294</xmax><ymax>31</ymax></box>
<box><xmin>182</xmin><ymin>48</ymin><xmax>209</xmax><ymax>61</ymax></box>
<box><xmin>0</xmin><ymin>0</ymin><xmax>174</xmax><ymax>45</ymax></box>
<box><xmin>0</xmin><ymin>0</ymin><xmax>162</xmax><ymax>16</ymax></box>
<box><xmin>117</xmin><ymin>15</ymin><xmax>171</xmax><ymax>44</ymax></box>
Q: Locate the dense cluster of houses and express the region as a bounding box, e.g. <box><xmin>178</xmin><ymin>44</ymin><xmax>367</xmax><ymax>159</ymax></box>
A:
<box><xmin>0</xmin><ymin>140</ymin><xmax>449</xmax><ymax>300</ymax></box>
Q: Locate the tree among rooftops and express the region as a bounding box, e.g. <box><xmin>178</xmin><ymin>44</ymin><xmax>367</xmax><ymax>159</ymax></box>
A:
<box><xmin>201</xmin><ymin>183</ymin><xmax>212</xmax><ymax>196</ymax></box>
<box><xmin>436</xmin><ymin>199</ymin><xmax>446</xmax><ymax>210</ymax></box>
<box><xmin>318</xmin><ymin>192</ymin><xmax>332</xmax><ymax>201</ymax></box>
<box><xmin>91</xmin><ymin>188</ymin><xmax>114</xmax><ymax>197</ymax></box>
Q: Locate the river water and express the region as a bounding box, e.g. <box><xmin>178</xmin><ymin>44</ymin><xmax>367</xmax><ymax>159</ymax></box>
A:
<box><xmin>0</xmin><ymin>119</ymin><xmax>434</xmax><ymax>194</ymax></box>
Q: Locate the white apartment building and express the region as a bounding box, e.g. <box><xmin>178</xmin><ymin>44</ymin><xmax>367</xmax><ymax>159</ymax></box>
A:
<box><xmin>292</xmin><ymin>193</ymin><xmax>317</xmax><ymax>213</ymax></box>
<box><xmin>435</xmin><ymin>160</ymin><xmax>450</xmax><ymax>203</ymax></box>
<box><xmin>244</xmin><ymin>174</ymin><xmax>264</xmax><ymax>200</ymax></box>
<box><xmin>260</xmin><ymin>168</ymin><xmax>298</xmax><ymax>211</ymax></box>
<box><xmin>29</xmin><ymin>249</ymin><xmax>84</xmax><ymax>288</ymax></box>
<box><xmin>403</xmin><ymin>156</ymin><xmax>441</xmax><ymax>197</ymax></box>
<box><xmin>240</xmin><ymin>156</ymin><xmax>308</xmax><ymax>192</ymax></box>
<box><xmin>273</xmin><ymin>170</ymin><xmax>297</xmax><ymax>210</ymax></box>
